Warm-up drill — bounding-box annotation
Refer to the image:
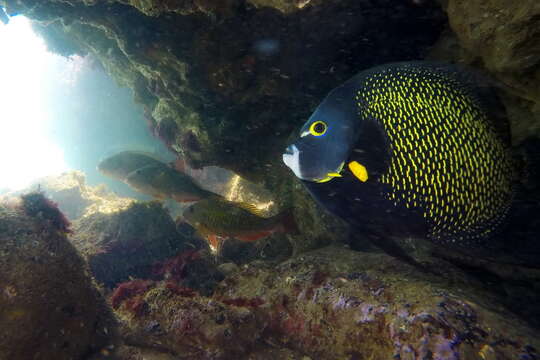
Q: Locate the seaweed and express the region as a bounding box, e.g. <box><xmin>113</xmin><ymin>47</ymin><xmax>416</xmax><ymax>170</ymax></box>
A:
<box><xmin>20</xmin><ymin>191</ymin><xmax>72</xmax><ymax>233</ymax></box>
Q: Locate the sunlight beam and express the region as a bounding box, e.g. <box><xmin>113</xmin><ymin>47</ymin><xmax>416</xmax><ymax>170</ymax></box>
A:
<box><xmin>0</xmin><ymin>17</ymin><xmax>68</xmax><ymax>191</ymax></box>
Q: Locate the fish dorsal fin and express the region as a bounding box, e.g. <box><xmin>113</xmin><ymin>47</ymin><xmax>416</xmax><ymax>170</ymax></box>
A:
<box><xmin>232</xmin><ymin>201</ymin><xmax>265</xmax><ymax>217</ymax></box>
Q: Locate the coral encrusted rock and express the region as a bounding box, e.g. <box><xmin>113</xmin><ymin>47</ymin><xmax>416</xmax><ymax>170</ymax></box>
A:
<box><xmin>0</xmin><ymin>195</ymin><xmax>114</xmax><ymax>359</ymax></box>
<box><xmin>112</xmin><ymin>246</ymin><xmax>539</xmax><ymax>359</ymax></box>
<box><xmin>71</xmin><ymin>201</ymin><xmax>192</xmax><ymax>288</ymax></box>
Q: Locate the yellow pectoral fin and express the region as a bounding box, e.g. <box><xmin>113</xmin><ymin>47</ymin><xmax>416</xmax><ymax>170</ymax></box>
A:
<box><xmin>348</xmin><ymin>161</ymin><xmax>368</xmax><ymax>182</ymax></box>
<box><xmin>316</xmin><ymin>170</ymin><xmax>344</xmax><ymax>183</ymax></box>
<box><xmin>317</xmin><ymin>177</ymin><xmax>332</xmax><ymax>184</ymax></box>
<box><xmin>317</xmin><ymin>176</ymin><xmax>334</xmax><ymax>183</ymax></box>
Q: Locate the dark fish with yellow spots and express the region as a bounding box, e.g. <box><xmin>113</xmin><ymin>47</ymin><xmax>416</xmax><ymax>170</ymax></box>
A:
<box><xmin>283</xmin><ymin>61</ymin><xmax>518</xmax><ymax>250</ymax></box>
<box><xmin>182</xmin><ymin>197</ymin><xmax>297</xmax><ymax>249</ymax></box>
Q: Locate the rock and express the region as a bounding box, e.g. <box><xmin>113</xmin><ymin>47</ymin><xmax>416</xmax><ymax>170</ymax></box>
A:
<box><xmin>215</xmin><ymin>247</ymin><xmax>540</xmax><ymax>359</ymax></box>
<box><xmin>446</xmin><ymin>0</ymin><xmax>540</xmax><ymax>100</ymax></box>
<box><xmin>116</xmin><ymin>282</ymin><xmax>267</xmax><ymax>359</ymax></box>
<box><xmin>112</xmin><ymin>246</ymin><xmax>539</xmax><ymax>359</ymax></box>
<box><xmin>71</xmin><ymin>201</ymin><xmax>192</xmax><ymax>287</ymax></box>
<box><xmin>246</xmin><ymin>0</ymin><xmax>315</xmax><ymax>14</ymax></box>
<box><xmin>0</xmin><ymin>173</ymin><xmax>193</xmax><ymax>288</ymax></box>
<box><xmin>100</xmin><ymin>343</ymin><xmax>180</xmax><ymax>360</ymax></box>
<box><xmin>0</xmin><ymin>194</ymin><xmax>114</xmax><ymax>359</ymax></box>
<box><xmin>1</xmin><ymin>0</ymin><xmax>538</xmax><ymax>355</ymax></box>
<box><xmin>217</xmin><ymin>262</ymin><xmax>239</xmax><ymax>275</ymax></box>
<box><xmin>218</xmin><ymin>235</ymin><xmax>294</xmax><ymax>265</ymax></box>
<box><xmin>444</xmin><ymin>0</ymin><xmax>540</xmax><ymax>140</ymax></box>
<box><xmin>30</xmin><ymin>171</ymin><xmax>92</xmax><ymax>219</ymax></box>
<box><xmin>152</xmin><ymin>249</ymin><xmax>225</xmax><ymax>296</ymax></box>
<box><xmin>1</xmin><ymin>170</ymin><xmax>136</xmax><ymax>221</ymax></box>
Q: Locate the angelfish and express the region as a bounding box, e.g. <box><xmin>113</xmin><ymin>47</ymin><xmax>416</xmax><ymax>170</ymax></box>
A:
<box><xmin>283</xmin><ymin>61</ymin><xmax>517</xmax><ymax>249</ymax></box>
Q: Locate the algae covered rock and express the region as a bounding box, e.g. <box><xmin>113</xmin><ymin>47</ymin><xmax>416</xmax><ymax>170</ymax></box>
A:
<box><xmin>444</xmin><ymin>0</ymin><xmax>540</xmax><ymax>141</ymax></box>
<box><xmin>71</xmin><ymin>201</ymin><xmax>192</xmax><ymax>287</ymax></box>
<box><xmin>0</xmin><ymin>193</ymin><xmax>114</xmax><ymax>360</ymax></box>
<box><xmin>446</xmin><ymin>0</ymin><xmax>540</xmax><ymax>100</ymax></box>
<box><xmin>213</xmin><ymin>247</ymin><xmax>539</xmax><ymax>359</ymax></box>
<box><xmin>117</xmin><ymin>282</ymin><xmax>266</xmax><ymax>359</ymax></box>
<box><xmin>1</xmin><ymin>170</ymin><xmax>136</xmax><ymax>221</ymax></box>
<box><xmin>29</xmin><ymin>170</ymin><xmax>92</xmax><ymax>219</ymax></box>
<box><xmin>110</xmin><ymin>246</ymin><xmax>539</xmax><ymax>359</ymax></box>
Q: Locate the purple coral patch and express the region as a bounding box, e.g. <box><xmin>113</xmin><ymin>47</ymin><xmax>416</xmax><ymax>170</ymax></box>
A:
<box><xmin>356</xmin><ymin>303</ymin><xmax>387</xmax><ymax>323</ymax></box>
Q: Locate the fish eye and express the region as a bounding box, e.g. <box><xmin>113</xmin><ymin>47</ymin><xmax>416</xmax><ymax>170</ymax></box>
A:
<box><xmin>309</xmin><ymin>121</ymin><xmax>327</xmax><ymax>136</ymax></box>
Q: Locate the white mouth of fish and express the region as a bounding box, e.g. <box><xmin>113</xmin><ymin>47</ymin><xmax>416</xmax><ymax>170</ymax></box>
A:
<box><xmin>283</xmin><ymin>144</ymin><xmax>343</xmax><ymax>182</ymax></box>
<box><xmin>283</xmin><ymin>144</ymin><xmax>303</xmax><ymax>179</ymax></box>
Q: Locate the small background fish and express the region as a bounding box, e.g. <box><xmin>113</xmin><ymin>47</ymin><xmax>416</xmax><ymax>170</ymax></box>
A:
<box><xmin>98</xmin><ymin>150</ymin><xmax>220</xmax><ymax>202</ymax></box>
<box><xmin>125</xmin><ymin>163</ymin><xmax>219</xmax><ymax>202</ymax></box>
<box><xmin>182</xmin><ymin>197</ymin><xmax>297</xmax><ymax>251</ymax></box>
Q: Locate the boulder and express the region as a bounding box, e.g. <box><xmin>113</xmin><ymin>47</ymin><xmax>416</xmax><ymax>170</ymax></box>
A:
<box><xmin>0</xmin><ymin>193</ymin><xmax>114</xmax><ymax>359</ymax></box>
<box><xmin>71</xmin><ymin>201</ymin><xmax>192</xmax><ymax>288</ymax></box>
<box><xmin>113</xmin><ymin>246</ymin><xmax>539</xmax><ymax>359</ymax></box>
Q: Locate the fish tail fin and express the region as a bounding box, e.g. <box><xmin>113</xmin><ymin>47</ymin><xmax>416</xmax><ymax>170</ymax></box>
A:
<box><xmin>276</xmin><ymin>208</ymin><xmax>299</xmax><ymax>234</ymax></box>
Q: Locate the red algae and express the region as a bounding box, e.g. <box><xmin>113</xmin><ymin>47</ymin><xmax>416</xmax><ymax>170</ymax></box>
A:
<box><xmin>165</xmin><ymin>281</ymin><xmax>196</xmax><ymax>297</ymax></box>
<box><xmin>124</xmin><ymin>296</ymin><xmax>148</xmax><ymax>317</ymax></box>
<box><xmin>281</xmin><ymin>314</ymin><xmax>306</xmax><ymax>334</ymax></box>
<box><xmin>311</xmin><ymin>271</ymin><xmax>328</xmax><ymax>286</ymax></box>
<box><xmin>20</xmin><ymin>192</ymin><xmax>72</xmax><ymax>233</ymax></box>
<box><xmin>221</xmin><ymin>297</ymin><xmax>265</xmax><ymax>308</ymax></box>
<box><xmin>152</xmin><ymin>249</ymin><xmax>201</xmax><ymax>282</ymax></box>
<box><xmin>111</xmin><ymin>279</ymin><xmax>155</xmax><ymax>309</ymax></box>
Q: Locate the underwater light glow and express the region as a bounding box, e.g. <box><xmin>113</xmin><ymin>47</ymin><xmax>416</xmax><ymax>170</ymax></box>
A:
<box><xmin>225</xmin><ymin>175</ymin><xmax>275</xmax><ymax>212</ymax></box>
<box><xmin>0</xmin><ymin>16</ymin><xmax>68</xmax><ymax>191</ymax></box>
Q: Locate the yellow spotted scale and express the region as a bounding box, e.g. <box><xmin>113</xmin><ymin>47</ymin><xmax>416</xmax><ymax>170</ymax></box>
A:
<box><xmin>355</xmin><ymin>65</ymin><xmax>515</xmax><ymax>244</ymax></box>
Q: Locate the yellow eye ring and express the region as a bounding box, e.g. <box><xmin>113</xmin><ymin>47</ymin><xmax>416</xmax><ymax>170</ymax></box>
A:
<box><xmin>309</xmin><ymin>121</ymin><xmax>327</xmax><ymax>136</ymax></box>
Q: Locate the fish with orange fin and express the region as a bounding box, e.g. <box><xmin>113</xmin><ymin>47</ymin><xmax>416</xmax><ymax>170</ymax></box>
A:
<box><xmin>182</xmin><ymin>197</ymin><xmax>298</xmax><ymax>249</ymax></box>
